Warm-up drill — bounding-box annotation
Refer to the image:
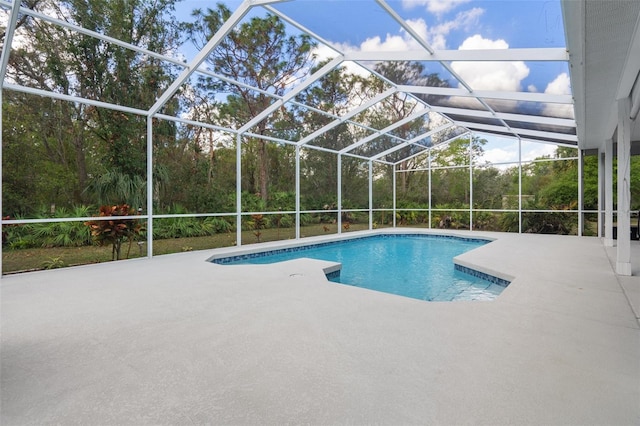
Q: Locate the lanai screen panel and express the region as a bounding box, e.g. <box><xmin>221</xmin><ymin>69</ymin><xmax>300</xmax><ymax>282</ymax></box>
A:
<box><xmin>481</xmin><ymin>97</ymin><xmax>575</xmax><ymax>120</ymax></box>
<box><xmin>1</xmin><ymin>0</ymin><xmax>577</xmax><ymax>165</ymax></box>
<box><xmin>2</xmin><ymin>4</ymin><xmax>184</xmax><ymax>111</ymax></box>
<box><xmin>303</xmin><ymin>121</ymin><xmax>373</xmax><ymax>151</ymax></box>
<box><xmin>268</xmin><ymin>1</ymin><xmax>409</xmax><ymax>49</ymax></box>
<box><xmin>366</xmin><ymin>60</ymin><xmax>460</xmax><ymax>91</ymax></box>
<box><xmin>265</xmin><ymin>0</ymin><xmax>574</xmax><ymax>155</ymax></box>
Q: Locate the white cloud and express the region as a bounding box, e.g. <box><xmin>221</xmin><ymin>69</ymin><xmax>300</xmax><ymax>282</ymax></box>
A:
<box><xmin>311</xmin><ymin>43</ymin><xmax>373</xmax><ymax>78</ymax></box>
<box><xmin>451</xmin><ymin>35</ymin><xmax>530</xmax><ymax>92</ymax></box>
<box><xmin>478</xmin><ymin>137</ymin><xmax>559</xmax><ymax>166</ymax></box>
<box><xmin>312</xmin><ymin>43</ymin><xmax>346</xmax><ymax>61</ymax></box>
<box><xmin>425</xmin><ymin>8</ymin><xmax>484</xmax><ymax>49</ymax></box>
<box><xmin>403</xmin><ymin>0</ymin><xmax>472</xmax><ymax>15</ymax></box>
<box><xmin>404</xmin><ymin>18</ymin><xmax>429</xmax><ymax>45</ymax></box>
<box><xmin>482</xmin><ymin>147</ymin><xmax>517</xmax><ymax>164</ymax></box>
<box><xmin>314</xmin><ymin>6</ymin><xmax>484</xmax><ymax>59</ymax></box>
<box><xmin>360</xmin><ymin>34</ymin><xmax>414</xmax><ymax>52</ymax></box>
<box><xmin>542</xmin><ymin>72</ymin><xmax>574</xmax><ymax>118</ymax></box>
<box><xmin>402</xmin><ymin>9</ymin><xmax>484</xmax><ymax>50</ymax></box>
<box><xmin>544</xmin><ymin>72</ymin><xmax>571</xmax><ymax>95</ymax></box>
<box><xmin>521</xmin><ymin>142</ymin><xmax>558</xmax><ymax>161</ymax></box>
<box><xmin>528</xmin><ymin>84</ymin><xmax>538</xmax><ymax>93</ymax></box>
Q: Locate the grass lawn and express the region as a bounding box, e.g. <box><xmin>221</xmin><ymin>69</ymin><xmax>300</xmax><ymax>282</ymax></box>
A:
<box><xmin>2</xmin><ymin>223</ymin><xmax>371</xmax><ymax>274</ymax></box>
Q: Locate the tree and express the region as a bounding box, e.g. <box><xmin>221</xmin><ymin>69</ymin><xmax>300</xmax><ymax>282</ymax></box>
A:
<box><xmin>0</xmin><ymin>1</ymin><xmax>44</xmax><ymax>43</ymax></box>
<box><xmin>153</xmin><ymin>124</ymin><xmax>237</xmax><ymax>214</ymax></box>
<box><xmin>2</xmin><ymin>90</ymin><xmax>96</xmax><ymax>212</ymax></box>
<box><xmin>4</xmin><ymin>0</ymin><xmax>181</xmax><ymax>213</ymax></box>
<box><xmin>187</xmin><ymin>4</ymin><xmax>316</xmax><ymax>203</ymax></box>
<box><xmin>370</xmin><ymin>62</ymin><xmax>452</xmax><ymax>195</ymax></box>
<box><xmin>2</xmin><ymin>93</ymin><xmax>81</xmax><ymax>215</ymax></box>
<box><xmin>431</xmin><ymin>136</ymin><xmax>486</xmax><ymax>167</ymax></box>
<box><xmin>472</xmin><ymin>167</ymin><xmax>513</xmax><ymax>209</ymax></box>
<box><xmin>295</xmin><ymin>63</ymin><xmax>368</xmax><ymax>210</ymax></box>
<box><xmin>520</xmin><ymin>147</ymin><xmax>578</xmax><ymax>209</ymax></box>
<box><xmin>430</xmin><ymin>136</ymin><xmax>487</xmax><ymax>206</ymax></box>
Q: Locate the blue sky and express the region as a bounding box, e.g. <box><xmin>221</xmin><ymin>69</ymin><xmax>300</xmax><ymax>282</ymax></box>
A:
<box><xmin>177</xmin><ymin>0</ymin><xmax>572</xmax><ymax>163</ymax></box>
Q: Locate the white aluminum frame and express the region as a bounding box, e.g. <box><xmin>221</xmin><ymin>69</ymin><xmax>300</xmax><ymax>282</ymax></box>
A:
<box><xmin>0</xmin><ymin>0</ymin><xmax>589</xmax><ymax>272</ymax></box>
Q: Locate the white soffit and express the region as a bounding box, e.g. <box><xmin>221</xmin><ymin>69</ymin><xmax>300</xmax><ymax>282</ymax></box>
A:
<box><xmin>563</xmin><ymin>0</ymin><xmax>640</xmax><ymax>150</ymax></box>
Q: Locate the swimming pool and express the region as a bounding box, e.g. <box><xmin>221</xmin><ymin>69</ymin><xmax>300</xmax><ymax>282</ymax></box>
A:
<box><xmin>211</xmin><ymin>234</ymin><xmax>510</xmax><ymax>301</ymax></box>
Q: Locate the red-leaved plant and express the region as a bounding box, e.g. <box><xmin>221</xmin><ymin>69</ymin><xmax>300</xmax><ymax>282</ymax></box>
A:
<box><xmin>85</xmin><ymin>204</ymin><xmax>142</xmax><ymax>261</ymax></box>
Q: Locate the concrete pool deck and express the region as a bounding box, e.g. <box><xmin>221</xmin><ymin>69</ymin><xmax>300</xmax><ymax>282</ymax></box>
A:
<box><xmin>1</xmin><ymin>230</ymin><xmax>639</xmax><ymax>425</ymax></box>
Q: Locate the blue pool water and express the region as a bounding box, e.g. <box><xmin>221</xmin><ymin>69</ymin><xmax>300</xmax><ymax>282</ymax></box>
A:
<box><xmin>213</xmin><ymin>235</ymin><xmax>509</xmax><ymax>301</ymax></box>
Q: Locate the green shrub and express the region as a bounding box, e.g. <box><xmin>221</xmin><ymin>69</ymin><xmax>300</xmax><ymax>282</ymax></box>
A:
<box><xmin>472</xmin><ymin>211</ymin><xmax>501</xmax><ymax>231</ymax></box>
<box><xmin>268</xmin><ymin>191</ymin><xmax>295</xmax><ymax>211</ymax></box>
<box><xmin>241</xmin><ymin>192</ymin><xmax>266</xmax><ymax>213</ymax></box>
<box><xmin>32</xmin><ymin>219</ymin><xmax>93</xmax><ymax>248</ymax></box>
<box><xmin>42</xmin><ymin>257</ymin><xmax>65</xmax><ymax>269</ymax></box>
<box><xmin>4</xmin><ymin>206</ymin><xmax>95</xmax><ymax>249</ymax></box>
<box><xmin>203</xmin><ymin>216</ymin><xmax>234</xmax><ymax>233</ymax></box>
<box><xmin>153</xmin><ymin>217</ymin><xmax>206</xmax><ymax>239</ymax></box>
<box><xmin>499</xmin><ymin>200</ymin><xmax>575</xmax><ymax>234</ymax></box>
<box><xmin>278</xmin><ymin>214</ymin><xmax>294</xmax><ymax>228</ymax></box>
<box><xmin>299</xmin><ymin>213</ymin><xmax>314</xmax><ymax>226</ymax></box>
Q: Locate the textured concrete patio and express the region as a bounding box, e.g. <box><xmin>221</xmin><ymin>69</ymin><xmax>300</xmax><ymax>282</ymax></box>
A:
<box><xmin>1</xmin><ymin>230</ymin><xmax>639</xmax><ymax>425</ymax></box>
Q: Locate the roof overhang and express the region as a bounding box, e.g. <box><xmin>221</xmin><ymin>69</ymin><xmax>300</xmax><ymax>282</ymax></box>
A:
<box><xmin>563</xmin><ymin>0</ymin><xmax>640</xmax><ymax>150</ymax></box>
